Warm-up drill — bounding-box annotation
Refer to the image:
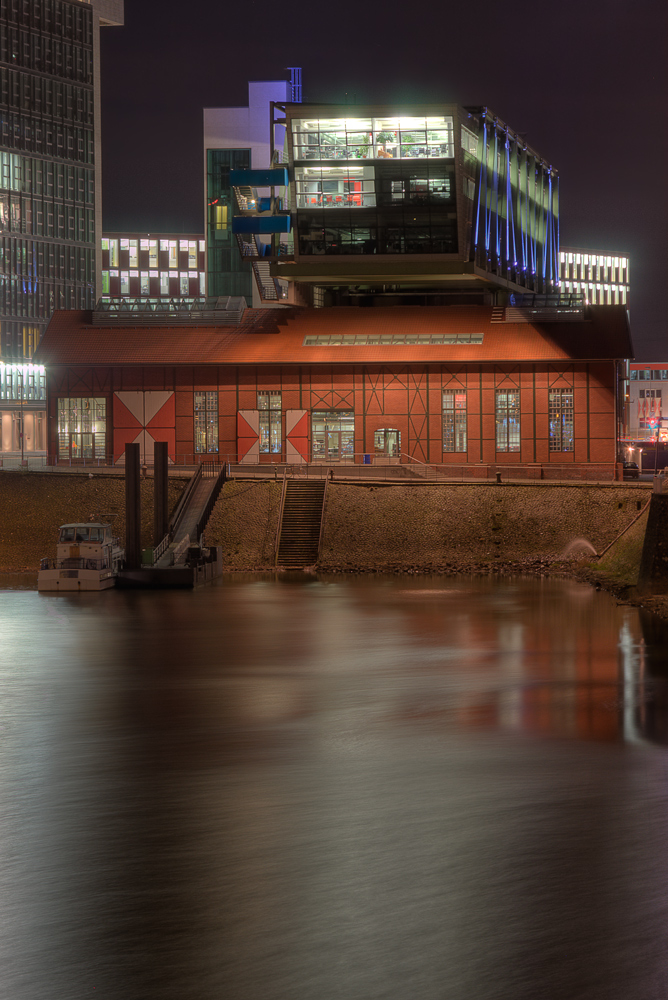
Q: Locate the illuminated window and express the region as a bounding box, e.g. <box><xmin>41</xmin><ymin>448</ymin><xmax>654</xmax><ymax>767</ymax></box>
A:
<box><xmin>140</xmin><ymin>272</ymin><xmax>149</xmax><ymax>295</ymax></box>
<box><xmin>194</xmin><ymin>391</ymin><xmax>218</xmax><ymax>453</ymax></box>
<box><xmin>548</xmin><ymin>389</ymin><xmax>574</xmax><ymax>452</ymax></box>
<box><xmin>199</xmin><ymin>240</ymin><xmax>205</xmax><ymax>253</ymax></box>
<box><xmin>101</xmin><ymin>271</ymin><xmax>109</xmax><ymax>293</ymax></box>
<box><xmin>199</xmin><ymin>272</ymin><xmax>206</xmax><ymax>295</ymax></box>
<box><xmin>160</xmin><ymin>239</ymin><xmax>169</xmax><ymax>251</ymax></box>
<box><xmin>108</xmin><ymin>239</ymin><xmax>118</xmax><ymax>267</ymax></box>
<box><xmin>188</xmin><ymin>241</ymin><xmax>198</xmax><ymax>268</ymax></box>
<box><xmin>442</xmin><ymin>389</ymin><xmax>467</xmax><ymax>452</ymax></box>
<box><xmin>149</xmin><ymin>241</ymin><xmax>158</xmax><ymax>268</ymax></box>
<box><xmin>57</xmin><ymin>397</ymin><xmax>106</xmax><ymax>461</ymax></box>
<box><xmin>120</xmin><ymin>272</ymin><xmax>129</xmax><ymax>294</ymax></box>
<box><xmin>160</xmin><ymin>272</ymin><xmax>169</xmax><ymax>295</ymax></box>
<box><xmin>169</xmin><ymin>241</ymin><xmax>178</xmax><ymax>268</ymax></box>
<box><xmin>179</xmin><ymin>240</ymin><xmax>189</xmax><ymax>253</ymax></box>
<box><xmin>180</xmin><ymin>272</ymin><xmax>189</xmax><ymax>295</ymax></box>
<box><xmin>128</xmin><ymin>241</ymin><xmax>138</xmax><ymax>267</ymax></box>
<box><xmin>258</xmin><ymin>391</ymin><xmax>282</xmax><ymax>453</ymax></box>
<box><xmin>495</xmin><ymin>389</ymin><xmax>520</xmax><ymax>452</ymax></box>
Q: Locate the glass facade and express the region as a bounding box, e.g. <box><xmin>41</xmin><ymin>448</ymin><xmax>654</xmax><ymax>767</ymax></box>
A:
<box><xmin>0</xmin><ymin>0</ymin><xmax>98</xmax><ymax>359</ymax></box>
<box><xmin>559</xmin><ymin>250</ymin><xmax>629</xmax><ymax>307</ymax></box>
<box><xmin>57</xmin><ymin>396</ymin><xmax>106</xmax><ymax>460</ymax></box>
<box><xmin>548</xmin><ymin>389</ymin><xmax>574</xmax><ymax>452</ymax></box>
<box><xmin>194</xmin><ymin>391</ymin><xmax>218</xmax><ymax>453</ymax></box>
<box><xmin>291</xmin><ymin>115</ymin><xmax>457</xmax><ymax>258</ymax></box>
<box><xmin>206</xmin><ymin>149</ymin><xmax>252</xmax><ymax>300</ymax></box>
<box><xmin>258</xmin><ymin>391</ymin><xmax>281</xmax><ymax>453</ymax></box>
<box><xmin>495</xmin><ymin>390</ymin><xmax>520</xmax><ymax>453</ymax></box>
<box><xmin>311</xmin><ymin>410</ymin><xmax>354</xmax><ymax>462</ymax></box>
<box><xmin>442</xmin><ymin>389</ymin><xmax>467</xmax><ymax>452</ymax></box>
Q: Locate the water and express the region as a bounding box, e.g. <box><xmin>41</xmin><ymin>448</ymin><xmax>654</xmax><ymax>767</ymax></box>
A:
<box><xmin>2</xmin><ymin>573</ymin><xmax>668</xmax><ymax>999</ymax></box>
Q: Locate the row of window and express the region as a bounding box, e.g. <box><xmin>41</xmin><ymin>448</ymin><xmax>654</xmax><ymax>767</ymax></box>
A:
<box><xmin>291</xmin><ymin>116</ymin><xmax>455</xmax><ymax>162</ymax></box>
<box><xmin>0</xmin><ymin>192</ymin><xmax>94</xmax><ymax>240</ymax></box>
<box><xmin>101</xmin><ymin>271</ymin><xmax>206</xmax><ymax>297</ymax></box>
<box><xmin>560</xmin><ymin>280</ymin><xmax>628</xmax><ymax>305</ymax></box>
<box><xmin>0</xmin><ymin>65</ymin><xmax>93</xmax><ymax>124</ymax></box>
<box><xmin>102</xmin><ymin>238</ymin><xmax>205</xmax><ymax>269</ymax></box>
<box><xmin>0</xmin><ymin>0</ymin><xmax>93</xmax><ymax>45</ymax></box>
<box><xmin>0</xmin><ymin>111</ymin><xmax>94</xmax><ymax>163</ymax></box>
<box><xmin>0</xmin><ymin>24</ymin><xmax>92</xmax><ymax>83</ymax></box>
<box><xmin>298</xmin><ymin>221</ymin><xmax>458</xmax><ymax>256</ymax></box>
<box><xmin>294</xmin><ymin>166</ymin><xmax>453</xmax><ymax>210</ymax></box>
<box><xmin>303</xmin><ymin>333</ymin><xmax>484</xmax><ymax>346</ymax></box>
<box><xmin>0</xmin><ymin>360</ymin><xmax>45</xmax><ymax>398</ymax></box>
<box><xmin>631</xmin><ymin>370</ymin><xmax>668</xmax><ymax>381</ymax></box>
<box><xmin>638</xmin><ymin>389</ymin><xmax>662</xmax><ymax>398</ymax></box>
<box><xmin>0</xmin><ymin>154</ymin><xmax>95</xmax><ymax>201</ymax></box>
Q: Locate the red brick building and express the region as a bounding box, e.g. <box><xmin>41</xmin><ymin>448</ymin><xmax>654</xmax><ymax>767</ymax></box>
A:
<box><xmin>35</xmin><ymin>303</ymin><xmax>631</xmax><ymax>479</ymax></box>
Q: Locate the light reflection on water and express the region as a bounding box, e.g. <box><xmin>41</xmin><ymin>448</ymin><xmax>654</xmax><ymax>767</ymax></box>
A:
<box><xmin>1</xmin><ymin>574</ymin><xmax>668</xmax><ymax>999</ymax></box>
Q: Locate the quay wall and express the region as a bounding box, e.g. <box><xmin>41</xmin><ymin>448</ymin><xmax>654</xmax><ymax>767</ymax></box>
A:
<box><xmin>318</xmin><ymin>481</ymin><xmax>652</xmax><ymax>571</ymax></box>
<box><xmin>0</xmin><ymin>471</ymin><xmax>188</xmax><ymax>571</ymax></box>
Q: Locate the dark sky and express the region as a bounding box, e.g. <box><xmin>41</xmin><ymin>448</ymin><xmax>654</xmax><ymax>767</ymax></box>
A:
<box><xmin>100</xmin><ymin>0</ymin><xmax>667</xmax><ymax>359</ymax></box>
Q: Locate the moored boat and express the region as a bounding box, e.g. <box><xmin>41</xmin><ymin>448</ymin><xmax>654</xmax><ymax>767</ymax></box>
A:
<box><xmin>38</xmin><ymin>523</ymin><xmax>124</xmax><ymax>592</ymax></box>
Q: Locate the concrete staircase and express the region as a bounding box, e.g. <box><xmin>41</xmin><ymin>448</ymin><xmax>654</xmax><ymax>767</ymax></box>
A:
<box><xmin>277</xmin><ymin>480</ymin><xmax>326</xmax><ymax>568</ymax></box>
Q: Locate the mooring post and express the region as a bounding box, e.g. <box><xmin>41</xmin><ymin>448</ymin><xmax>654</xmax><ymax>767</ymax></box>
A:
<box><xmin>154</xmin><ymin>441</ymin><xmax>169</xmax><ymax>546</ymax></box>
<box><xmin>125</xmin><ymin>442</ymin><xmax>141</xmax><ymax>569</ymax></box>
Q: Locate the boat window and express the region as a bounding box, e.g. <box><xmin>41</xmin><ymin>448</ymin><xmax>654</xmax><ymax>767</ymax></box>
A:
<box><xmin>89</xmin><ymin>528</ymin><xmax>103</xmax><ymax>542</ymax></box>
<box><xmin>75</xmin><ymin>527</ymin><xmax>90</xmax><ymax>542</ymax></box>
<box><xmin>60</xmin><ymin>527</ymin><xmax>75</xmax><ymax>542</ymax></box>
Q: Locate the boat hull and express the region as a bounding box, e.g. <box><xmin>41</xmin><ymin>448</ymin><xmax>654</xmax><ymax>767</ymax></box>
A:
<box><xmin>38</xmin><ymin>568</ymin><xmax>117</xmax><ymax>592</ymax></box>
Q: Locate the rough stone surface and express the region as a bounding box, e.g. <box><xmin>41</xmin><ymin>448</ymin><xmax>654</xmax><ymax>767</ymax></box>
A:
<box><xmin>205</xmin><ymin>480</ymin><xmax>282</xmax><ymax>568</ymax></box>
<box><xmin>319</xmin><ymin>481</ymin><xmax>652</xmax><ymax>571</ymax></box>
<box><xmin>0</xmin><ymin>472</ymin><xmax>188</xmax><ymax>570</ymax></box>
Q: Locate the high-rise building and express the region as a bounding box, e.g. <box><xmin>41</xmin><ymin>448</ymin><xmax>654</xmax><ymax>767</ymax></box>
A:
<box><xmin>0</xmin><ymin>0</ymin><xmax>122</xmax><ymax>463</ymax></box>
<box><xmin>203</xmin><ymin>74</ymin><xmax>300</xmax><ymax>304</ymax></box>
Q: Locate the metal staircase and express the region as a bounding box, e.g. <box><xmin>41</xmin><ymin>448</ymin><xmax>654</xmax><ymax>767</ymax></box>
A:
<box><xmin>232</xmin><ymin>185</ymin><xmax>289</xmax><ymax>303</ymax></box>
<box><xmin>276</xmin><ymin>479</ymin><xmax>327</xmax><ymax>568</ymax></box>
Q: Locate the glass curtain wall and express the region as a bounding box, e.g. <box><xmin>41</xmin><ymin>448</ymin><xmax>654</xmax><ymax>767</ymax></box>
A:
<box><xmin>207</xmin><ymin>149</ymin><xmax>252</xmax><ymax>299</ymax></box>
<box><xmin>57</xmin><ymin>397</ymin><xmax>106</xmax><ymax>460</ymax></box>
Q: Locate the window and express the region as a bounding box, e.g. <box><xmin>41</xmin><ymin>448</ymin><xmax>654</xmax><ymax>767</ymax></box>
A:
<box><xmin>548</xmin><ymin>389</ymin><xmax>574</xmax><ymax>452</ymax></box>
<box><xmin>442</xmin><ymin>389</ymin><xmax>467</xmax><ymax>452</ymax></box>
<box><xmin>168</xmin><ymin>241</ymin><xmax>178</xmax><ymax>268</ymax></box>
<box><xmin>140</xmin><ymin>272</ymin><xmax>149</xmax><ymax>295</ymax></box>
<box><xmin>160</xmin><ymin>271</ymin><xmax>169</xmax><ymax>295</ymax></box>
<box><xmin>495</xmin><ymin>390</ymin><xmax>520</xmax><ymax>452</ymax></box>
<box><xmin>374</xmin><ymin>428</ymin><xmax>400</xmax><ymax>458</ymax></box>
<box><xmin>57</xmin><ymin>397</ymin><xmax>106</xmax><ymax>460</ymax></box>
<box><xmin>101</xmin><ymin>270</ymin><xmax>109</xmax><ymax>293</ymax></box>
<box><xmin>199</xmin><ymin>272</ymin><xmax>206</xmax><ymax>295</ymax></box>
<box><xmin>108</xmin><ymin>238</ymin><xmax>118</xmax><ymax>267</ymax></box>
<box><xmin>179</xmin><ymin>272</ymin><xmax>189</xmax><ymax>295</ymax></box>
<box><xmin>128</xmin><ymin>240</ymin><xmax>138</xmax><ymax>267</ymax></box>
<box><xmin>194</xmin><ymin>391</ymin><xmax>218</xmax><ymax>453</ymax></box>
<box><xmin>311</xmin><ymin>410</ymin><xmax>354</xmax><ymax>462</ymax></box>
<box><xmin>120</xmin><ymin>271</ymin><xmax>129</xmax><ymax>294</ymax></box>
<box><xmin>292</xmin><ymin>116</ymin><xmax>454</xmax><ymax>161</ymax></box>
<box><xmin>258</xmin><ymin>391</ymin><xmax>281</xmax><ymax>453</ymax></box>
<box><xmin>303</xmin><ymin>333</ymin><xmax>483</xmax><ymax>346</ymax></box>
<box><xmin>148</xmin><ymin>241</ymin><xmax>158</xmax><ymax>268</ymax></box>
<box><xmin>188</xmin><ymin>241</ymin><xmax>198</xmax><ymax>268</ymax></box>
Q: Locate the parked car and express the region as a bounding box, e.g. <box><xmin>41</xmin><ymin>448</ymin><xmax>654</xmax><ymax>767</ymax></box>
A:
<box><xmin>623</xmin><ymin>461</ymin><xmax>640</xmax><ymax>480</ymax></box>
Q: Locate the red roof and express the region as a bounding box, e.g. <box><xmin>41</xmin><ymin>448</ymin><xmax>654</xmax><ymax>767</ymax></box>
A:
<box><xmin>34</xmin><ymin>305</ymin><xmax>633</xmax><ymax>367</ymax></box>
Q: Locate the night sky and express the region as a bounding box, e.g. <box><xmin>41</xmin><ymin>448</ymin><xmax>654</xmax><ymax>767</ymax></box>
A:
<box><xmin>100</xmin><ymin>0</ymin><xmax>667</xmax><ymax>359</ymax></box>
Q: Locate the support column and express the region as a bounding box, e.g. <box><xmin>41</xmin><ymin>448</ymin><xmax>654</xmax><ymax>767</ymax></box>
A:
<box><xmin>125</xmin><ymin>442</ymin><xmax>141</xmax><ymax>570</ymax></box>
<box><xmin>154</xmin><ymin>441</ymin><xmax>169</xmax><ymax>546</ymax></box>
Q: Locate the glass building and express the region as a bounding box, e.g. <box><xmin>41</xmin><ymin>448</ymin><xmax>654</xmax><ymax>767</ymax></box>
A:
<box><xmin>240</xmin><ymin>103</ymin><xmax>560</xmax><ymax>307</ymax></box>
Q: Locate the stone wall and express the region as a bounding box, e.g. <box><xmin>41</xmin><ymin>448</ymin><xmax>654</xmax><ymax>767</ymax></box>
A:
<box><xmin>0</xmin><ymin>472</ymin><xmax>188</xmax><ymax>571</ymax></box>
<box><xmin>204</xmin><ymin>480</ymin><xmax>282</xmax><ymax>569</ymax></box>
<box><xmin>319</xmin><ymin>481</ymin><xmax>652</xmax><ymax>570</ymax></box>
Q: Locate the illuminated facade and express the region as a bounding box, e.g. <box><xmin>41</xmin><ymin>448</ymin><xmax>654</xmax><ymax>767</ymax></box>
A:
<box><xmin>101</xmin><ymin>233</ymin><xmax>206</xmax><ymax>301</ymax></box>
<box><xmin>627</xmin><ymin>364</ymin><xmax>668</xmax><ymax>441</ymax></box>
<box><xmin>241</xmin><ymin>103</ymin><xmax>560</xmax><ymax>307</ymax></box>
<box><xmin>0</xmin><ymin>360</ymin><xmax>46</xmax><ymax>457</ymax></box>
<box><xmin>0</xmin><ymin>0</ymin><xmax>123</xmax><ymax>362</ymax></box>
<box><xmin>559</xmin><ymin>248</ymin><xmax>629</xmax><ymax>308</ymax></box>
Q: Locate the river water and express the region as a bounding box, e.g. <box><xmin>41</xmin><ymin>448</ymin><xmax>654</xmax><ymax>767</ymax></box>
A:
<box><xmin>2</xmin><ymin>573</ymin><xmax>668</xmax><ymax>999</ymax></box>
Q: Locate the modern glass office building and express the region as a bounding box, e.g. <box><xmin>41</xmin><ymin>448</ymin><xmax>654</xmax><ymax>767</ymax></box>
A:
<box><xmin>244</xmin><ymin>103</ymin><xmax>560</xmax><ymax>306</ymax></box>
<box><xmin>0</xmin><ymin>0</ymin><xmax>123</xmax><ymax>362</ymax></box>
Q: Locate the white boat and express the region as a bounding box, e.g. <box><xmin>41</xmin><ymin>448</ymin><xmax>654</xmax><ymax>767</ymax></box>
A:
<box><xmin>38</xmin><ymin>523</ymin><xmax>125</xmax><ymax>592</ymax></box>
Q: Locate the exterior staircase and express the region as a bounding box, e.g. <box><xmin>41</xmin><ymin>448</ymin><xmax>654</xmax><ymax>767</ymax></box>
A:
<box><xmin>277</xmin><ymin>480</ymin><xmax>326</xmax><ymax>568</ymax></box>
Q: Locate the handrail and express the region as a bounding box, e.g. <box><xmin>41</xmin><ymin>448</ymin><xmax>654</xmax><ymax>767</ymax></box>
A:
<box><xmin>316</xmin><ymin>476</ymin><xmax>329</xmax><ymax>562</ymax></box>
<box><xmin>194</xmin><ymin>464</ymin><xmax>227</xmax><ymax>542</ymax></box>
<box><xmin>152</xmin><ymin>532</ymin><xmax>171</xmax><ymax>565</ymax></box>
<box><xmin>169</xmin><ymin>463</ymin><xmax>203</xmax><ymax>536</ymax></box>
<box><xmin>274</xmin><ymin>469</ymin><xmax>288</xmax><ymax>564</ymax></box>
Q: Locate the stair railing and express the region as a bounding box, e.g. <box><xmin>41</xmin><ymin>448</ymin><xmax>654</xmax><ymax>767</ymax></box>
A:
<box><xmin>274</xmin><ymin>469</ymin><xmax>289</xmax><ymax>565</ymax></box>
<box><xmin>169</xmin><ymin>463</ymin><xmax>203</xmax><ymax>537</ymax></box>
<box><xmin>194</xmin><ymin>464</ymin><xmax>227</xmax><ymax>543</ymax></box>
<box><xmin>316</xmin><ymin>477</ymin><xmax>329</xmax><ymax>563</ymax></box>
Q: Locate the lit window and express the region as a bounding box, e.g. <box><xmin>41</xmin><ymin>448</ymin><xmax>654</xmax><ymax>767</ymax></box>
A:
<box><xmin>108</xmin><ymin>239</ymin><xmax>118</xmax><ymax>267</ymax></box>
<box><xmin>101</xmin><ymin>271</ymin><xmax>109</xmax><ymax>293</ymax></box>
<box><xmin>57</xmin><ymin>397</ymin><xmax>106</xmax><ymax>461</ymax></box>
<box><xmin>160</xmin><ymin>239</ymin><xmax>169</xmax><ymax>251</ymax></box>
<box><xmin>549</xmin><ymin>389</ymin><xmax>574</xmax><ymax>452</ymax></box>
<box><xmin>101</xmin><ymin>237</ymin><xmax>109</xmax><ymax>251</ymax></box>
<box><xmin>160</xmin><ymin>272</ymin><xmax>169</xmax><ymax>295</ymax></box>
<box><xmin>199</xmin><ymin>240</ymin><xmax>205</xmax><ymax>252</ymax></box>
<box><xmin>495</xmin><ymin>389</ymin><xmax>520</xmax><ymax>452</ymax></box>
<box><xmin>140</xmin><ymin>272</ymin><xmax>149</xmax><ymax>295</ymax></box>
<box><xmin>194</xmin><ymin>391</ymin><xmax>218</xmax><ymax>453</ymax></box>
<box><xmin>149</xmin><ymin>241</ymin><xmax>158</xmax><ymax>268</ymax></box>
<box><xmin>169</xmin><ymin>241</ymin><xmax>178</xmax><ymax>268</ymax></box>
<box><xmin>180</xmin><ymin>272</ymin><xmax>189</xmax><ymax>295</ymax></box>
<box><xmin>258</xmin><ymin>391</ymin><xmax>282</xmax><ymax>453</ymax></box>
<box><xmin>442</xmin><ymin>389</ymin><xmax>467</xmax><ymax>452</ymax></box>
<box><xmin>188</xmin><ymin>241</ymin><xmax>197</xmax><ymax>268</ymax></box>
<box><xmin>179</xmin><ymin>240</ymin><xmax>189</xmax><ymax>252</ymax></box>
<box><xmin>199</xmin><ymin>272</ymin><xmax>206</xmax><ymax>295</ymax></box>
<box><xmin>140</xmin><ymin>239</ymin><xmax>149</xmax><ymax>250</ymax></box>
<box><xmin>120</xmin><ymin>272</ymin><xmax>129</xmax><ymax>294</ymax></box>
<box><xmin>128</xmin><ymin>241</ymin><xmax>138</xmax><ymax>267</ymax></box>
<box><xmin>120</xmin><ymin>238</ymin><xmax>129</xmax><ymax>250</ymax></box>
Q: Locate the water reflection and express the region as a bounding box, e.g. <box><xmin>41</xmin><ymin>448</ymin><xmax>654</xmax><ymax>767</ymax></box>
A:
<box><xmin>2</xmin><ymin>575</ymin><xmax>668</xmax><ymax>999</ymax></box>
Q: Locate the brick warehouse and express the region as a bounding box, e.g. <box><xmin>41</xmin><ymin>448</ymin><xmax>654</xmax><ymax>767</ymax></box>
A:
<box><xmin>34</xmin><ymin>301</ymin><xmax>631</xmax><ymax>478</ymax></box>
